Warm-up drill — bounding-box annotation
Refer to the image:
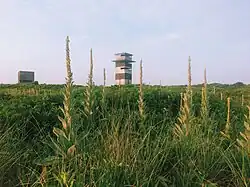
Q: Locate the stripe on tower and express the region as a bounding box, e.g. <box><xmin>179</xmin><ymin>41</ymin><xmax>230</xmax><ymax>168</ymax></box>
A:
<box><xmin>115</xmin><ymin>73</ymin><xmax>132</xmax><ymax>80</ymax></box>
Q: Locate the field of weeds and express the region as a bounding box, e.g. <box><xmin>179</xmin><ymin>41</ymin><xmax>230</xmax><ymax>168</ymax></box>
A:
<box><xmin>1</xmin><ymin>37</ymin><xmax>250</xmax><ymax>187</ymax></box>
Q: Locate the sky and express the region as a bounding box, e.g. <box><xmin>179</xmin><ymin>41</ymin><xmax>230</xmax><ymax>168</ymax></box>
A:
<box><xmin>0</xmin><ymin>0</ymin><xmax>250</xmax><ymax>85</ymax></box>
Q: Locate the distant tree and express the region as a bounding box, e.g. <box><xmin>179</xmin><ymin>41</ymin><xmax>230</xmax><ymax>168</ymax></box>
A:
<box><xmin>233</xmin><ymin>82</ymin><xmax>245</xmax><ymax>87</ymax></box>
<box><xmin>33</xmin><ymin>81</ymin><xmax>39</xmax><ymax>85</ymax></box>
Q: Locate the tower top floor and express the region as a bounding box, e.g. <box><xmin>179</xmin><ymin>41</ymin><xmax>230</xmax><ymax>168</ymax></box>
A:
<box><xmin>112</xmin><ymin>52</ymin><xmax>135</xmax><ymax>63</ymax></box>
<box><xmin>115</xmin><ymin>52</ymin><xmax>133</xmax><ymax>56</ymax></box>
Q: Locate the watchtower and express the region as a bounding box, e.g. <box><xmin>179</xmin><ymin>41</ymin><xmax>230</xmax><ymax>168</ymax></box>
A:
<box><xmin>112</xmin><ymin>52</ymin><xmax>135</xmax><ymax>85</ymax></box>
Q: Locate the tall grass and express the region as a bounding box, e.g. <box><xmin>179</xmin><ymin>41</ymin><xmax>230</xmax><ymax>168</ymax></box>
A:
<box><xmin>187</xmin><ymin>56</ymin><xmax>192</xmax><ymax>106</ymax></box>
<box><xmin>83</xmin><ymin>48</ymin><xmax>94</xmax><ymax>119</ymax></box>
<box><xmin>138</xmin><ymin>59</ymin><xmax>145</xmax><ymax>121</ymax></box>
<box><xmin>1</xmin><ymin>38</ymin><xmax>250</xmax><ymax>186</ymax></box>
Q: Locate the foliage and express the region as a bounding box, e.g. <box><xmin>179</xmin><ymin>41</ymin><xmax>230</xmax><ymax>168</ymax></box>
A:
<box><xmin>0</xmin><ymin>84</ymin><xmax>250</xmax><ymax>186</ymax></box>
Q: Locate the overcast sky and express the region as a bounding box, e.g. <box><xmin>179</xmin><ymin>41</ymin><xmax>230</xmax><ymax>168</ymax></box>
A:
<box><xmin>0</xmin><ymin>0</ymin><xmax>250</xmax><ymax>85</ymax></box>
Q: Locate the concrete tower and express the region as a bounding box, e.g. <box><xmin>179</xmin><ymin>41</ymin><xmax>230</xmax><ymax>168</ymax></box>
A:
<box><xmin>18</xmin><ymin>71</ymin><xmax>35</xmax><ymax>83</ymax></box>
<box><xmin>112</xmin><ymin>52</ymin><xmax>135</xmax><ymax>85</ymax></box>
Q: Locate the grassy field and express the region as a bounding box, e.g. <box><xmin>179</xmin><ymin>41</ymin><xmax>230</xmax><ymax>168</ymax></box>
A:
<box><xmin>1</xmin><ymin>40</ymin><xmax>250</xmax><ymax>186</ymax></box>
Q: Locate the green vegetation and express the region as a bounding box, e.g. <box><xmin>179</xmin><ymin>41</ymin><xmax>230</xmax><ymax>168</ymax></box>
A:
<box><xmin>1</xmin><ymin>38</ymin><xmax>250</xmax><ymax>186</ymax></box>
